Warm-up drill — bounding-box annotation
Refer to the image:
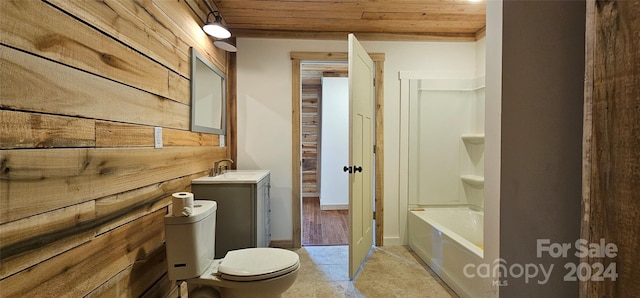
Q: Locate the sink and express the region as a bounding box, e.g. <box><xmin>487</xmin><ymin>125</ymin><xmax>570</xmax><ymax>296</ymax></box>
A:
<box><xmin>192</xmin><ymin>170</ymin><xmax>270</xmax><ymax>184</ymax></box>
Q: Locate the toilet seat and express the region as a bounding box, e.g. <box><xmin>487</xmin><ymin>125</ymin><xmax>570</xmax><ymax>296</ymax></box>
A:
<box><xmin>218</xmin><ymin>248</ymin><xmax>300</xmax><ymax>281</ymax></box>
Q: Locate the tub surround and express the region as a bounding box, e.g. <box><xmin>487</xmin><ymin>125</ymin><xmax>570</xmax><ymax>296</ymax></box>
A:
<box><xmin>402</xmin><ymin>75</ymin><xmax>486</xmax><ymax>209</ymax></box>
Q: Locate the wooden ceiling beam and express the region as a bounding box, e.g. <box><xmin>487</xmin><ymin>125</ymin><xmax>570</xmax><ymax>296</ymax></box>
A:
<box><xmin>226</xmin><ymin>18</ymin><xmax>483</xmax><ymax>33</ymax></box>
<box><xmin>214</xmin><ymin>1</ymin><xmax>485</xmax><ymax>14</ymax></box>
<box><xmin>232</xmin><ymin>29</ymin><xmax>477</xmax><ymax>41</ymax></box>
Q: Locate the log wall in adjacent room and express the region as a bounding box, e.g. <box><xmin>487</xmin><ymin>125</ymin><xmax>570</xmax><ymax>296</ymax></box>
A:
<box><xmin>300</xmin><ymin>69</ymin><xmax>321</xmax><ymax>196</ymax></box>
<box><xmin>581</xmin><ymin>0</ymin><xmax>640</xmax><ymax>296</ymax></box>
<box><xmin>0</xmin><ymin>0</ymin><xmax>232</xmax><ymax>296</ymax></box>
<box><xmin>300</xmin><ymin>65</ymin><xmax>347</xmax><ymax>197</ymax></box>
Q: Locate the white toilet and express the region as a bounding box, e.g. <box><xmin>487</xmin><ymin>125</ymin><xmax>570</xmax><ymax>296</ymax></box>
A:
<box><xmin>164</xmin><ymin>200</ymin><xmax>300</xmax><ymax>298</ymax></box>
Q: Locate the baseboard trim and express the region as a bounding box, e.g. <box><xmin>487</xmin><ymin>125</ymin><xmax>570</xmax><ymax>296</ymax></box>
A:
<box><xmin>320</xmin><ymin>204</ymin><xmax>348</xmax><ymax>211</ymax></box>
<box><xmin>269</xmin><ymin>240</ymin><xmax>294</xmax><ymax>248</ymax></box>
<box><xmin>383</xmin><ymin>236</ymin><xmax>402</xmax><ymax>246</ymax></box>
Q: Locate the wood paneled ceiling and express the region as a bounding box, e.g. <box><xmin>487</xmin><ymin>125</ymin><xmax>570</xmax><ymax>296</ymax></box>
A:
<box><xmin>210</xmin><ymin>0</ymin><xmax>486</xmax><ymax>41</ymax></box>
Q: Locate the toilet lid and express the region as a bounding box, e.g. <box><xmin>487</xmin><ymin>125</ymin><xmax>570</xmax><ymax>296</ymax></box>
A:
<box><xmin>218</xmin><ymin>248</ymin><xmax>299</xmax><ymax>281</ymax></box>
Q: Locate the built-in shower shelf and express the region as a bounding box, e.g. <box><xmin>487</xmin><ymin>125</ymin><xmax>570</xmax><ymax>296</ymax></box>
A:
<box><xmin>461</xmin><ymin>175</ymin><xmax>484</xmax><ymax>187</ymax></box>
<box><xmin>461</xmin><ymin>134</ymin><xmax>485</xmax><ymax>144</ymax></box>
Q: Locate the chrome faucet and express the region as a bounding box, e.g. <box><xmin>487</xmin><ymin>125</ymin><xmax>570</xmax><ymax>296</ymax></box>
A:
<box><xmin>211</xmin><ymin>158</ymin><xmax>234</xmax><ymax>176</ymax></box>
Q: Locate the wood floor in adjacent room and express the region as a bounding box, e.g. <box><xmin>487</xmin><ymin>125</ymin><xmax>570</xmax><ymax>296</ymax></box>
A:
<box><xmin>303</xmin><ymin>197</ymin><xmax>349</xmax><ymax>246</ymax></box>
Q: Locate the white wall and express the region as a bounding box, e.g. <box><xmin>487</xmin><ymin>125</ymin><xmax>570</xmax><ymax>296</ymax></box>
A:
<box><xmin>320</xmin><ymin>77</ymin><xmax>349</xmax><ymax>209</ymax></box>
<box><xmin>236</xmin><ymin>38</ymin><xmax>477</xmax><ymax>243</ymax></box>
<box><xmin>499</xmin><ymin>1</ymin><xmax>584</xmax><ymax>295</ymax></box>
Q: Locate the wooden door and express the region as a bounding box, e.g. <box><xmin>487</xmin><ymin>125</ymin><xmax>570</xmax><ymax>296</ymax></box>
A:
<box><xmin>347</xmin><ymin>34</ymin><xmax>375</xmax><ymax>279</ymax></box>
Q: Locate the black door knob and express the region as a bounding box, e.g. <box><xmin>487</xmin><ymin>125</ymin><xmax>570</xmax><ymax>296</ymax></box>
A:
<box><xmin>343</xmin><ymin>166</ymin><xmax>352</xmax><ymax>173</ymax></box>
<box><xmin>354</xmin><ymin>166</ymin><xmax>362</xmax><ymax>173</ymax></box>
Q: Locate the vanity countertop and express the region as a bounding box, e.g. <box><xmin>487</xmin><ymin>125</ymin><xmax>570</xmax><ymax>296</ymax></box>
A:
<box><xmin>192</xmin><ymin>170</ymin><xmax>270</xmax><ymax>184</ymax></box>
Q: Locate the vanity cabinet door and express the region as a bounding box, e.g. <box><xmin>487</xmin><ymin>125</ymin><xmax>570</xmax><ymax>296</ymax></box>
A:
<box><xmin>191</xmin><ymin>183</ymin><xmax>256</xmax><ymax>259</ymax></box>
<box><xmin>191</xmin><ymin>173</ymin><xmax>271</xmax><ymax>259</ymax></box>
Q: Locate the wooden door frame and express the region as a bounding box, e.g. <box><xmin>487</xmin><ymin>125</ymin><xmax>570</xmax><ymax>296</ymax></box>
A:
<box><xmin>581</xmin><ymin>1</ymin><xmax>640</xmax><ymax>296</ymax></box>
<box><xmin>291</xmin><ymin>51</ymin><xmax>385</xmax><ymax>248</ymax></box>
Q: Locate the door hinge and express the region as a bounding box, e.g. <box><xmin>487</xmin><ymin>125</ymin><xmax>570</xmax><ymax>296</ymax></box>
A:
<box><xmin>373</xmin><ymin>211</ymin><xmax>376</xmax><ymax>219</ymax></box>
<box><xmin>373</xmin><ymin>77</ymin><xmax>376</xmax><ymax>86</ymax></box>
<box><xmin>373</xmin><ymin>145</ymin><xmax>376</xmax><ymax>154</ymax></box>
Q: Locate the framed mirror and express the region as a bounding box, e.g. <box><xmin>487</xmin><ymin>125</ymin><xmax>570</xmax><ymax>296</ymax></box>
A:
<box><xmin>191</xmin><ymin>47</ymin><xmax>226</xmax><ymax>135</ymax></box>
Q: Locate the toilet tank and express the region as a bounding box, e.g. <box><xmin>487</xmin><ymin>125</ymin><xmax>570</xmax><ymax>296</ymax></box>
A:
<box><xmin>164</xmin><ymin>200</ymin><xmax>217</xmax><ymax>281</ymax></box>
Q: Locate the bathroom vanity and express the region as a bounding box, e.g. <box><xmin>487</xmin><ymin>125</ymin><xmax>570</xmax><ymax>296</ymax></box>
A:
<box><xmin>191</xmin><ymin>170</ymin><xmax>271</xmax><ymax>259</ymax></box>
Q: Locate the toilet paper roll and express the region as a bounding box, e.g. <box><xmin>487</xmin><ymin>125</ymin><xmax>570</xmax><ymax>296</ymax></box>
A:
<box><xmin>172</xmin><ymin>192</ymin><xmax>195</xmax><ymax>217</ymax></box>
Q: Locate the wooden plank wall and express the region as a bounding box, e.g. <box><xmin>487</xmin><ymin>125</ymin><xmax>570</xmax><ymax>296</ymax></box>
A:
<box><xmin>0</xmin><ymin>0</ymin><xmax>232</xmax><ymax>296</ymax></box>
<box><xmin>581</xmin><ymin>0</ymin><xmax>640</xmax><ymax>296</ymax></box>
<box><xmin>300</xmin><ymin>66</ymin><xmax>348</xmax><ymax>197</ymax></box>
<box><xmin>301</xmin><ymin>69</ymin><xmax>321</xmax><ymax>196</ymax></box>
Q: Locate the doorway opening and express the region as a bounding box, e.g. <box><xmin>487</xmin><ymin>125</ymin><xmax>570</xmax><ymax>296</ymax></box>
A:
<box><xmin>300</xmin><ymin>61</ymin><xmax>349</xmax><ymax>246</ymax></box>
<box><xmin>290</xmin><ymin>51</ymin><xmax>385</xmax><ymax>249</ymax></box>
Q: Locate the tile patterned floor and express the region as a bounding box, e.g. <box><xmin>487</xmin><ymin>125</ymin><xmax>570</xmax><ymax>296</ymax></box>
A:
<box><xmin>283</xmin><ymin>245</ymin><xmax>458</xmax><ymax>298</ymax></box>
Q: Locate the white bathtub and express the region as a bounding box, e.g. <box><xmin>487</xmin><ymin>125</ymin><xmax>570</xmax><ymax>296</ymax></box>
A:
<box><xmin>408</xmin><ymin>207</ymin><xmax>484</xmax><ymax>298</ymax></box>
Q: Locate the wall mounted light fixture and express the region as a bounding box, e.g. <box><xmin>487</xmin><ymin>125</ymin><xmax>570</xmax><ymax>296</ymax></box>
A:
<box><xmin>203</xmin><ymin>11</ymin><xmax>231</xmax><ymax>39</ymax></box>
